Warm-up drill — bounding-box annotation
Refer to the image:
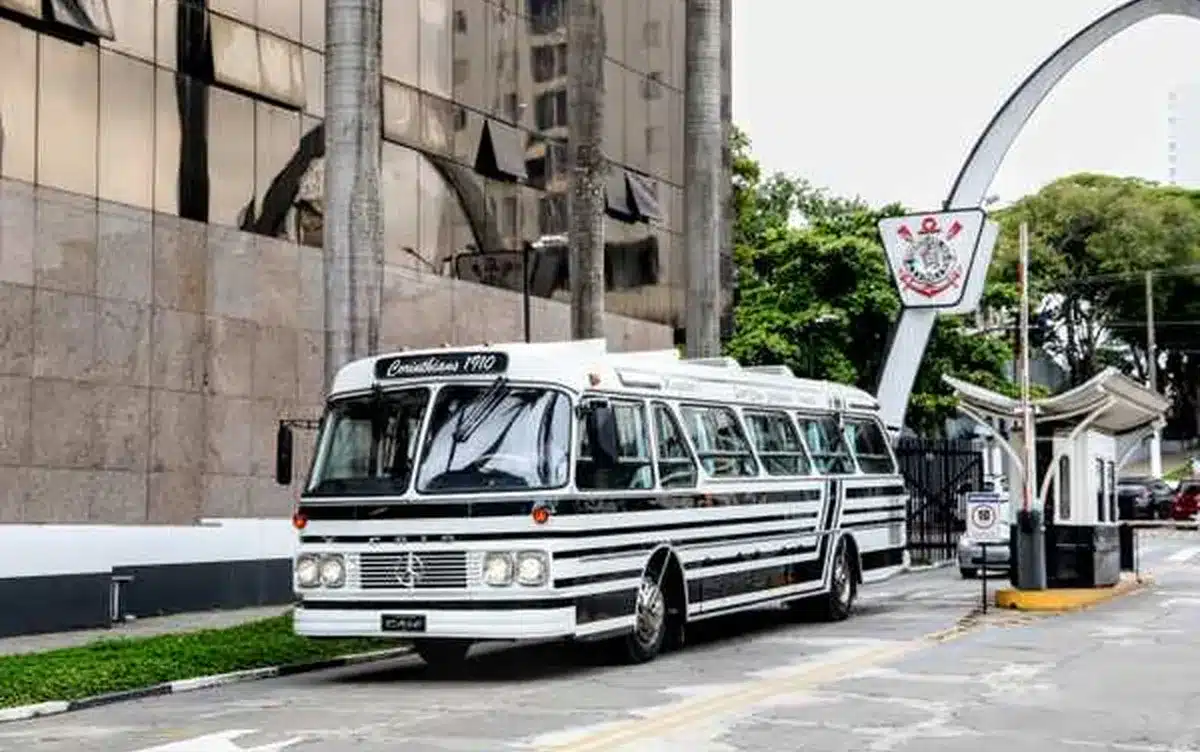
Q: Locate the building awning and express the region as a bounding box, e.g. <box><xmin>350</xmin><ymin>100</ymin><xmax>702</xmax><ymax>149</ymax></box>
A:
<box><xmin>475</xmin><ymin>120</ymin><xmax>528</xmax><ymax>181</ymax></box>
<box><xmin>606</xmin><ymin>167</ymin><xmax>662</xmax><ymax>224</ymax></box>
<box><xmin>943</xmin><ymin>366</ymin><xmax>1169</xmax><ymax>435</ymax></box>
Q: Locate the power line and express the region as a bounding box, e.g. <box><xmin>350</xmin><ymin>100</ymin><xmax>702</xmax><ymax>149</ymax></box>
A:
<box><xmin>1032</xmin><ymin>263</ymin><xmax>1200</xmax><ymax>287</ymax></box>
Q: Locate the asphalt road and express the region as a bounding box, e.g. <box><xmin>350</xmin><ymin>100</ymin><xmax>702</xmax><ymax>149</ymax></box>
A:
<box><xmin>3</xmin><ymin>531</ymin><xmax>1199</xmax><ymax>752</ymax></box>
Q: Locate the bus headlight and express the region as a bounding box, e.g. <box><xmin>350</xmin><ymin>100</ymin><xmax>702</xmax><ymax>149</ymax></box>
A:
<box><xmin>482</xmin><ymin>552</ymin><xmax>514</xmax><ymax>586</ymax></box>
<box><xmin>516</xmin><ymin>551</ymin><xmax>549</xmax><ymax>586</ymax></box>
<box><xmin>318</xmin><ymin>554</ymin><xmax>346</xmax><ymax>588</ymax></box>
<box><xmin>295</xmin><ymin>555</ymin><xmax>320</xmax><ymax>588</ymax></box>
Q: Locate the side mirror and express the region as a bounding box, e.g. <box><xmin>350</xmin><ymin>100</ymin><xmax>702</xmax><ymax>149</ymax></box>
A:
<box><xmin>275</xmin><ymin>423</ymin><xmax>294</xmax><ymax>486</ymax></box>
<box><xmin>584</xmin><ymin>402</ymin><xmax>620</xmax><ymax>469</ymax></box>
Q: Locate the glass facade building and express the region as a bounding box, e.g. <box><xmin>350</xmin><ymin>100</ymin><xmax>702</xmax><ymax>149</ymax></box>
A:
<box><xmin>0</xmin><ymin>0</ymin><xmax>687</xmax><ymax>525</ymax></box>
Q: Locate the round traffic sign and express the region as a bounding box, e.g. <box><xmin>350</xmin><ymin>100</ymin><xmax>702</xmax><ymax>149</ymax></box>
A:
<box><xmin>971</xmin><ymin>504</ymin><xmax>997</xmax><ymax>530</ymax></box>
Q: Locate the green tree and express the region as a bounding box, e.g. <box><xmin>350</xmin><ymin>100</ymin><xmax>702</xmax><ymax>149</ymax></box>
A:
<box><xmin>726</xmin><ymin>129</ymin><xmax>1012</xmax><ymax>435</ymax></box>
<box><xmin>989</xmin><ymin>175</ymin><xmax>1200</xmax><ymax>437</ymax></box>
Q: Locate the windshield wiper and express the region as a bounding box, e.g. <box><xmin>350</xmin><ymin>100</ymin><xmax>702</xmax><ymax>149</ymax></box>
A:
<box><xmin>452</xmin><ymin>377</ymin><xmax>509</xmax><ymax>443</ymax></box>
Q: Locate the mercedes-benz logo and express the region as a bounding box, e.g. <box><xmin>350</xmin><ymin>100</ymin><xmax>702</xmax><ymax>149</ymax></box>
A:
<box><xmin>392</xmin><ymin>553</ymin><xmax>425</xmax><ymax>588</ymax></box>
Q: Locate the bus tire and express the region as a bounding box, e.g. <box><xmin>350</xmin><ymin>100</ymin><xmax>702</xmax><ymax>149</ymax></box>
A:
<box><xmin>792</xmin><ymin>537</ymin><xmax>856</xmax><ymax>622</ymax></box>
<box><xmin>413</xmin><ymin>638</ymin><xmax>472</xmax><ymax>669</ymax></box>
<box><xmin>619</xmin><ymin>572</ymin><xmax>669</xmax><ymax>664</ymax></box>
<box><xmin>823</xmin><ymin>537</ymin><xmax>857</xmax><ymax>621</ymax></box>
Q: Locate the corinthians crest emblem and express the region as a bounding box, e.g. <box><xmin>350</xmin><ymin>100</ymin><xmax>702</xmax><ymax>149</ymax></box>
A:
<box><xmin>894</xmin><ymin>216</ymin><xmax>964</xmax><ymax>298</ymax></box>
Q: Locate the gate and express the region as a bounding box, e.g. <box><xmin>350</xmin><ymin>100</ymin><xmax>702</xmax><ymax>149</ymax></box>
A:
<box><xmin>894</xmin><ymin>438</ymin><xmax>985</xmax><ymax>565</ymax></box>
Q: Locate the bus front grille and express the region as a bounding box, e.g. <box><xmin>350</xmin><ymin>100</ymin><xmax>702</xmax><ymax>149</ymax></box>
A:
<box><xmin>357</xmin><ymin>551</ymin><xmax>469</xmax><ymax>590</ymax></box>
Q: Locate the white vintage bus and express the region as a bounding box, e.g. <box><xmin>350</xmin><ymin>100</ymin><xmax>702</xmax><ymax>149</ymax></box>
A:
<box><xmin>276</xmin><ymin>340</ymin><xmax>908</xmax><ymax>667</ymax></box>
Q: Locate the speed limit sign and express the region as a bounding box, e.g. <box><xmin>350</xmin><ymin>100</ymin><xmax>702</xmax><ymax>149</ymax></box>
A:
<box><xmin>966</xmin><ymin>492</ymin><xmax>1006</xmax><ymax>543</ymax></box>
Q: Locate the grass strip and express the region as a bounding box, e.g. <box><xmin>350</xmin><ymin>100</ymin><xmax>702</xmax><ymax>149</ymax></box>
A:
<box><xmin>0</xmin><ymin>612</ymin><xmax>391</xmax><ymax>709</ymax></box>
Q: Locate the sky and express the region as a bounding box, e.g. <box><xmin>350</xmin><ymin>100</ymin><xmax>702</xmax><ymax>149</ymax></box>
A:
<box><xmin>731</xmin><ymin>0</ymin><xmax>1200</xmax><ymax>210</ymax></box>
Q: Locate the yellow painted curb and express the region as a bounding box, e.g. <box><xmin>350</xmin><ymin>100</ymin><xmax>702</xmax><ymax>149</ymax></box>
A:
<box><xmin>995</xmin><ymin>573</ymin><xmax>1153</xmax><ymax>612</ymax></box>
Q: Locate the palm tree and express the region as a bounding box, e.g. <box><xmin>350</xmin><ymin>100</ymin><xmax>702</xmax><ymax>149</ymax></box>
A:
<box><xmin>566</xmin><ymin>0</ymin><xmax>606</xmax><ymax>340</ymax></box>
<box><xmin>684</xmin><ymin>0</ymin><xmax>722</xmax><ymax>357</ymax></box>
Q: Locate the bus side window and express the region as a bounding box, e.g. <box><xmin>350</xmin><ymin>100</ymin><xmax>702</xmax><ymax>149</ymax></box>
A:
<box><xmin>797</xmin><ymin>415</ymin><xmax>855</xmax><ymax>475</ymax></box>
<box><xmin>577</xmin><ymin>400</ymin><xmax>654</xmax><ymax>491</ymax></box>
<box><xmin>651</xmin><ymin>403</ymin><xmax>699</xmax><ymax>488</ymax></box>
<box><xmin>743</xmin><ymin>411</ymin><xmax>810</xmax><ymax>476</ymax></box>
<box><xmin>844</xmin><ymin>418</ymin><xmax>897</xmax><ymax>475</ymax></box>
<box><xmin>678</xmin><ymin>404</ymin><xmax>760</xmax><ymax>478</ymax></box>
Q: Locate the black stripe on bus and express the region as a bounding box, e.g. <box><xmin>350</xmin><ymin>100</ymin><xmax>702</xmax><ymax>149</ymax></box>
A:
<box><xmin>297</xmin><ymin>488</ymin><xmax>826</xmax><ymax>521</ymax></box>
<box><xmin>302</xmin><ymin>511</ymin><xmax>820</xmax><ymax>546</ymax></box>
<box><xmin>552</xmin><ymin>520</ymin><xmax>820</xmax><ymax>560</ymax></box>
<box><xmin>683</xmin><ymin>543</ymin><xmax>818</xmax><ymax>572</ymax></box>
<box><xmin>861</xmin><ymin>546</ymin><xmax>906</xmax><ymax>570</ymax></box>
<box><xmin>696</xmin><ymin>584</ymin><xmax>825</xmax><ymax>619</ymax></box>
<box><xmin>844</xmin><ymin>485</ymin><xmax>906</xmax><ymax>499</ymax></box>
<box><xmin>841</xmin><ymin>503</ymin><xmax>906</xmax><ymax>516</ymax></box>
<box><xmin>840</xmin><ymin>516</ymin><xmax>906</xmax><ymax>530</ymax></box>
<box><xmin>686</xmin><ymin>557</ymin><xmax>825</xmax><ymax>605</ymax></box>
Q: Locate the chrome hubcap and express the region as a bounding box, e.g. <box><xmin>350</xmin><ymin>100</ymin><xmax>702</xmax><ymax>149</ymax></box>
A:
<box><xmin>634</xmin><ymin>577</ymin><xmax>666</xmax><ymax>647</ymax></box>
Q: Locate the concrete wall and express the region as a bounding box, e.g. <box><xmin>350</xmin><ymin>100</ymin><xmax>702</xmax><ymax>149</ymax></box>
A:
<box><xmin>0</xmin><ymin>518</ymin><xmax>295</xmax><ymax>637</ymax></box>
<box><xmin>0</xmin><ymin>177</ymin><xmax>673</xmax><ymax>526</ymax></box>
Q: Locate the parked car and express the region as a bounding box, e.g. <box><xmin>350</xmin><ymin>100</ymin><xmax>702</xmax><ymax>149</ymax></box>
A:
<box><xmin>957</xmin><ymin>535</ymin><xmax>1010</xmax><ymax>579</ymax></box>
<box><xmin>958</xmin><ymin>490</ymin><xmax>1012</xmax><ymax>579</ymax></box>
<box><xmin>1118</xmin><ymin>477</ymin><xmax>1175</xmax><ymax>520</ymax></box>
<box><xmin>1172</xmin><ymin>480</ymin><xmax>1200</xmax><ymax>521</ymax></box>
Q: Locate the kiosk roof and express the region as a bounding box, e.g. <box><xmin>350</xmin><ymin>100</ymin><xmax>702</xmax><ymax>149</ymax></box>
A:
<box><xmin>943</xmin><ymin>367</ymin><xmax>1169</xmax><ymax>434</ymax></box>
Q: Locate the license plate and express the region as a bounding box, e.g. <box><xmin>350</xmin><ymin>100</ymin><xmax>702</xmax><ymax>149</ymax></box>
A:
<box><xmin>381</xmin><ymin>614</ymin><xmax>426</xmax><ymax>633</ymax></box>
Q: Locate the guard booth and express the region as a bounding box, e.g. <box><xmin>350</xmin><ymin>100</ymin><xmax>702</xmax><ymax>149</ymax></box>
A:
<box><xmin>942</xmin><ymin>368</ymin><xmax>1168</xmax><ymax>588</ymax></box>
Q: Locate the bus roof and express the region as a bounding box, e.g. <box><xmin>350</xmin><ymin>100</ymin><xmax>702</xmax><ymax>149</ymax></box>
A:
<box><xmin>329</xmin><ymin>339</ymin><xmax>880</xmax><ymax>414</ymax></box>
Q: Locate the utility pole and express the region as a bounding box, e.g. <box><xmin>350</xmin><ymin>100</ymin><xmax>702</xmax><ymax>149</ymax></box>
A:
<box><xmin>1014</xmin><ymin>221</ymin><xmax>1047</xmax><ymax>590</ymax></box>
<box><xmin>324</xmin><ymin>0</ymin><xmax>383</xmax><ymax>388</ymax></box>
<box><xmin>683</xmin><ymin>0</ymin><xmax>722</xmax><ymax>358</ymax></box>
<box><xmin>566</xmin><ymin>0</ymin><xmax>606</xmax><ymax>340</ymax></box>
<box><xmin>1146</xmin><ymin>270</ymin><xmax>1162</xmax><ymax>477</ymax></box>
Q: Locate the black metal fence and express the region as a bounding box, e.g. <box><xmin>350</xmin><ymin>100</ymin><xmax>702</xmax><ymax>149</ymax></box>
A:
<box><xmin>895</xmin><ymin>438</ymin><xmax>985</xmax><ymax>566</ymax></box>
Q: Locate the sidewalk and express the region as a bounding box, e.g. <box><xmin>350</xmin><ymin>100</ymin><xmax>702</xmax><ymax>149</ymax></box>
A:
<box><xmin>0</xmin><ymin>605</ymin><xmax>290</xmax><ymax>657</ymax></box>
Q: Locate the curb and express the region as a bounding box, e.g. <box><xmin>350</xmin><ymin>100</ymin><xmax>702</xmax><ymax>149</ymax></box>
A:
<box><xmin>0</xmin><ymin>647</ymin><xmax>412</xmax><ymax>725</ymax></box>
<box><xmin>902</xmin><ymin>559</ymin><xmax>956</xmax><ymax>574</ymax></box>
<box><xmin>994</xmin><ymin>573</ymin><xmax>1153</xmax><ymax>613</ymax></box>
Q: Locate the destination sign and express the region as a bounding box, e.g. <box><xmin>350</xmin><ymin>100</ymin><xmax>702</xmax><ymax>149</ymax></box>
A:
<box><xmin>373</xmin><ymin>351</ymin><xmax>509</xmax><ymax>380</ymax></box>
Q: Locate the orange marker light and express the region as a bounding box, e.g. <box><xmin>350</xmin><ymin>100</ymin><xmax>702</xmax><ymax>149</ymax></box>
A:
<box><xmin>292</xmin><ymin>511</ymin><xmax>308</xmax><ymax>530</ymax></box>
<box><xmin>588</xmin><ymin>372</ymin><xmax>601</xmax><ymax>387</ymax></box>
<box><xmin>532</xmin><ymin>506</ymin><xmax>551</xmax><ymax>525</ymax></box>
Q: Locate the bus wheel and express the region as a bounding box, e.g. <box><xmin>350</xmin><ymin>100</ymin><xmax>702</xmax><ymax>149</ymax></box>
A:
<box><xmin>792</xmin><ymin>538</ymin><xmax>856</xmax><ymax>622</ymax></box>
<box><xmin>622</xmin><ymin>575</ymin><xmax>667</xmax><ymax>663</ymax></box>
<box><xmin>823</xmin><ymin>538</ymin><xmax>856</xmax><ymax>621</ymax></box>
<box><xmin>413</xmin><ymin>639</ymin><xmax>472</xmax><ymax>669</ymax></box>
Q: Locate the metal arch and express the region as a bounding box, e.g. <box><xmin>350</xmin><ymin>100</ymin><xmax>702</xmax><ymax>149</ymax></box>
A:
<box><xmin>944</xmin><ymin>0</ymin><xmax>1200</xmax><ymax>210</ymax></box>
<box><xmin>882</xmin><ymin>0</ymin><xmax>1200</xmax><ymax>435</ymax></box>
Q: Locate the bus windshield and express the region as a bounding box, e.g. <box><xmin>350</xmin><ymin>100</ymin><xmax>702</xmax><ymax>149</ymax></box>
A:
<box><xmin>415</xmin><ymin>383</ymin><xmax>571</xmax><ymax>494</ymax></box>
<box><xmin>306</xmin><ymin>388</ymin><xmax>431</xmax><ymax>497</ymax></box>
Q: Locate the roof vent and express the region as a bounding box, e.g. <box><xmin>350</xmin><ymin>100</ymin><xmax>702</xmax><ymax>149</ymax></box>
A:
<box><xmin>687</xmin><ymin>357</ymin><xmax>741</xmax><ymax>369</ymax></box>
<box><xmin>744</xmin><ymin>365</ymin><xmax>795</xmax><ymax>377</ymax></box>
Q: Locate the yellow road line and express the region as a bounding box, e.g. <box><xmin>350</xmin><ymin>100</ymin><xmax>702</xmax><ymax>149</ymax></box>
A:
<box><xmin>538</xmin><ymin>622</ymin><xmax>978</xmax><ymax>752</ymax></box>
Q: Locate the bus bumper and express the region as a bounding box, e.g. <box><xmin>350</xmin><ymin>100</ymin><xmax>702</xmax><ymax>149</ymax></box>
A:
<box><xmin>294</xmin><ymin>602</ymin><xmax>576</xmax><ymax>641</ymax></box>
